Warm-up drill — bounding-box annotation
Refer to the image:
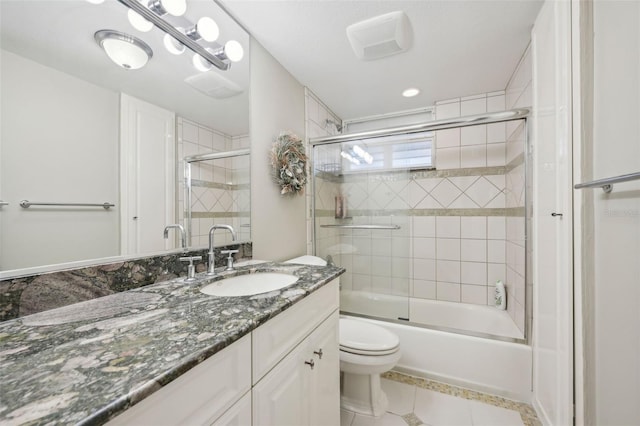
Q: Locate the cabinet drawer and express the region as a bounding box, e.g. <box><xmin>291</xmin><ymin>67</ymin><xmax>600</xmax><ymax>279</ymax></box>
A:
<box><xmin>252</xmin><ymin>279</ymin><xmax>339</xmax><ymax>384</ymax></box>
<box><xmin>212</xmin><ymin>391</ymin><xmax>252</xmax><ymax>426</ymax></box>
<box><xmin>107</xmin><ymin>334</ymin><xmax>251</xmax><ymax>426</ymax></box>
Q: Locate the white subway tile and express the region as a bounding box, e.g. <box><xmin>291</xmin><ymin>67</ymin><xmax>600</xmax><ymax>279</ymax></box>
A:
<box><xmin>436</xmin><ymin>216</ymin><xmax>460</xmax><ymax>238</ymax></box>
<box><xmin>413</xmin><ymin>216</ymin><xmax>436</xmax><ymax>238</ymax></box>
<box><xmin>461</xmin><ymin>239</ymin><xmax>487</xmax><ymax>262</ymax></box>
<box><xmin>461</xmin><ymin>261</ymin><xmax>487</xmax><ymax>285</ymax></box>
<box><xmin>392</xmin><ymin>237</ymin><xmax>411</xmax><ymax>258</ymax></box>
<box><xmin>352</xmin><ymin>255</ymin><xmax>371</xmax><ymax>274</ymax></box>
<box><xmin>487</xmin><ymin>122</ymin><xmax>506</xmax><ymax>143</ymax></box>
<box><xmin>488</xmin><ymin>240</ymin><xmax>506</xmax><ymax>263</ymax></box>
<box><xmin>437</xmin><ymin>238</ymin><xmax>461</xmax><ymax>261</ymax></box>
<box><xmin>436</xmin><ymin>282</ymin><xmax>461</xmax><ymax>302</ymax></box>
<box><xmin>461</xmin><ymin>124</ymin><xmax>487</xmax><ymax>146</ymax></box>
<box><xmin>182</xmin><ymin>120</ymin><xmax>198</xmax><ymax>142</ymax></box>
<box><xmin>461</xmin><ymin>284</ymin><xmax>488</xmax><ymax>305</ymax></box>
<box><xmin>487</xmin><ymin>94</ymin><xmax>506</xmax><ymax>112</ymax></box>
<box><xmin>486</xmin><ymin>142</ymin><xmax>506</xmax><ymax>167</ymax></box>
<box><xmin>487</xmin><ymin>217</ymin><xmax>506</xmax><ymax>239</ymax></box>
<box><xmin>460</xmin><ymin>145</ymin><xmax>487</xmax><ymax>168</ymax></box>
<box><xmin>436</xmin><ymin>147</ymin><xmax>460</xmax><ymax>170</ymax></box>
<box><xmin>435</xmin><ymin>101</ymin><xmax>461</xmax><ymax>119</ymax></box>
<box><xmin>437</xmin><ymin>260</ymin><xmax>461</xmax><ymax>283</ymax></box>
<box><xmin>392</xmin><ymin>258</ymin><xmax>410</xmax><ymax>279</ymax></box>
<box><xmin>371</xmin><ymin>238</ymin><xmax>392</xmax><ymax>257</ymax></box>
<box><xmin>352</xmin><ymin>274</ymin><xmax>372</xmax><ymax>291</ymax></box>
<box><xmin>436</xmin><ymin>128</ymin><xmax>461</xmax><ymax>148</ymax></box>
<box><xmin>413</xmin><ymin>280</ymin><xmax>436</xmax><ymax>299</ymax></box>
<box><xmin>487</xmin><ymin>263</ymin><xmax>505</xmax><ymax>286</ymax></box>
<box><xmin>461</xmin><ymin>97</ymin><xmax>487</xmax><ymax>116</ymax></box>
<box><xmin>414</xmin><ymin>258</ymin><xmax>436</xmax><ymax>281</ymax></box>
<box><xmin>413</xmin><ymin>237</ymin><xmax>436</xmax><ymax>259</ymax></box>
<box><xmin>461</xmin><ymin>217</ymin><xmax>487</xmax><ymax>239</ymax></box>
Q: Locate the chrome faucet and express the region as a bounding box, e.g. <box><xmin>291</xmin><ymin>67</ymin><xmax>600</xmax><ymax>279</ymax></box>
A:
<box><xmin>206</xmin><ymin>224</ymin><xmax>237</xmax><ymax>276</ymax></box>
<box><xmin>163</xmin><ymin>224</ymin><xmax>187</xmax><ymax>251</ymax></box>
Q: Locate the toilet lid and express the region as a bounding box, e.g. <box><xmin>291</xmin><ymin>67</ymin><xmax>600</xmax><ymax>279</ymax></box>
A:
<box><xmin>339</xmin><ymin>318</ymin><xmax>400</xmax><ymax>355</ymax></box>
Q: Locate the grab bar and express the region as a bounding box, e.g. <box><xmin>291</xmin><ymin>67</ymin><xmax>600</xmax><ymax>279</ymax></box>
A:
<box><xmin>20</xmin><ymin>200</ymin><xmax>115</xmax><ymax>210</ymax></box>
<box><xmin>320</xmin><ymin>224</ymin><xmax>401</xmax><ymax>230</ymax></box>
<box><xmin>574</xmin><ymin>171</ymin><xmax>640</xmax><ymax>193</ymax></box>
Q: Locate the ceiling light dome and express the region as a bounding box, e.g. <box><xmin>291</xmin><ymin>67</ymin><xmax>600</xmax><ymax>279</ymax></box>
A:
<box><xmin>402</xmin><ymin>88</ymin><xmax>420</xmax><ymax>97</ymax></box>
<box><xmin>195</xmin><ymin>17</ymin><xmax>219</xmax><ymax>42</ymax></box>
<box><xmin>128</xmin><ymin>9</ymin><xmax>153</xmax><ymax>32</ymax></box>
<box><xmin>163</xmin><ymin>27</ymin><xmax>186</xmax><ymax>55</ymax></box>
<box><xmin>95</xmin><ymin>30</ymin><xmax>153</xmax><ymax>70</ymax></box>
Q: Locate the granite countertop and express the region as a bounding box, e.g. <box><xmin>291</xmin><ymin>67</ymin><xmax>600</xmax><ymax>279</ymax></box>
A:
<box><xmin>0</xmin><ymin>262</ymin><xmax>345</xmax><ymax>425</ymax></box>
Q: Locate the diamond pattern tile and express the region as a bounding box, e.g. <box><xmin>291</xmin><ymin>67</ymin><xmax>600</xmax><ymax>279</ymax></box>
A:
<box><xmin>465</xmin><ymin>177</ymin><xmax>501</xmax><ymax>207</ymax></box>
<box><xmin>430</xmin><ymin>179</ymin><xmax>462</xmax><ymax>208</ymax></box>
<box><xmin>449</xmin><ymin>176</ymin><xmax>479</xmax><ymax>192</ymax></box>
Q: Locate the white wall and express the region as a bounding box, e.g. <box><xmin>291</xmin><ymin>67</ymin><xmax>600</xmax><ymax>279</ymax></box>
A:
<box><xmin>0</xmin><ymin>50</ymin><xmax>120</xmax><ymax>270</ymax></box>
<box><xmin>250</xmin><ymin>40</ymin><xmax>306</xmax><ymax>261</ymax></box>
<box><xmin>590</xmin><ymin>1</ymin><xmax>640</xmax><ymax>423</ymax></box>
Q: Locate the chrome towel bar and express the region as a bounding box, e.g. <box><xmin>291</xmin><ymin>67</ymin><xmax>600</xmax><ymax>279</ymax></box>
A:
<box><xmin>320</xmin><ymin>224</ymin><xmax>401</xmax><ymax>230</ymax></box>
<box><xmin>20</xmin><ymin>200</ymin><xmax>115</xmax><ymax>210</ymax></box>
<box><xmin>0</xmin><ymin>201</ymin><xmax>8</xmax><ymax>206</ymax></box>
<box><xmin>574</xmin><ymin>171</ymin><xmax>640</xmax><ymax>193</ymax></box>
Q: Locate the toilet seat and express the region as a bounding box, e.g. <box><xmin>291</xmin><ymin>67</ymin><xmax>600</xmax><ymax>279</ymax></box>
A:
<box><xmin>339</xmin><ymin>318</ymin><xmax>400</xmax><ymax>356</ymax></box>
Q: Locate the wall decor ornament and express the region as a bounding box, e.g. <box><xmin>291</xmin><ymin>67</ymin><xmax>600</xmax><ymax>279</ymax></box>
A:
<box><xmin>270</xmin><ymin>131</ymin><xmax>308</xmax><ymax>196</ymax></box>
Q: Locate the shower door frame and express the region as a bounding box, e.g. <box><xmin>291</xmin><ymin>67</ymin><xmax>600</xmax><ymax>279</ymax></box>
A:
<box><xmin>309</xmin><ymin>109</ymin><xmax>531</xmax><ymax>344</ymax></box>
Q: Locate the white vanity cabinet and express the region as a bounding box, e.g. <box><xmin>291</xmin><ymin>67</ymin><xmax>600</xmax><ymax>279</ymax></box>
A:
<box><xmin>252</xmin><ymin>280</ymin><xmax>340</xmax><ymax>426</ymax></box>
<box><xmin>106</xmin><ymin>279</ymin><xmax>339</xmax><ymax>426</ymax></box>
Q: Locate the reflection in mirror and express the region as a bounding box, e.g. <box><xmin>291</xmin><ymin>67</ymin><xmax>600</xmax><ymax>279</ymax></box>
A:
<box><xmin>0</xmin><ymin>0</ymin><xmax>250</xmax><ymax>274</ymax></box>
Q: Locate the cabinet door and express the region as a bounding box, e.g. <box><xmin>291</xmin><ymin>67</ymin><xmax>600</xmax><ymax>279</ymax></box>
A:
<box><xmin>211</xmin><ymin>391</ymin><xmax>252</xmax><ymax>426</ymax></box>
<box><xmin>309</xmin><ymin>310</ymin><xmax>340</xmax><ymax>426</ymax></box>
<box><xmin>252</xmin><ymin>341</ymin><xmax>311</xmax><ymax>426</ymax></box>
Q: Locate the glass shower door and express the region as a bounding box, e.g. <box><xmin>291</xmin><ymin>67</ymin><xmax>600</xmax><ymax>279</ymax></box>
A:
<box><xmin>313</xmin><ymin>137</ymin><xmax>412</xmax><ymax>321</ymax></box>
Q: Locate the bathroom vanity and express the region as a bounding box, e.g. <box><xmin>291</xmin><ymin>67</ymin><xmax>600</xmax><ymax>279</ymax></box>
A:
<box><xmin>0</xmin><ymin>262</ymin><xmax>344</xmax><ymax>425</ymax></box>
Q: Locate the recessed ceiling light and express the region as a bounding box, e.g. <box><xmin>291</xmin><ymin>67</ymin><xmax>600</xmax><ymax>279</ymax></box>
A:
<box><xmin>402</xmin><ymin>88</ymin><xmax>420</xmax><ymax>98</ymax></box>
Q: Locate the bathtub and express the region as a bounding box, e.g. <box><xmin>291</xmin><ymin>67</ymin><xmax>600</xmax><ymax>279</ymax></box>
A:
<box><xmin>340</xmin><ymin>290</ymin><xmax>533</xmax><ymax>401</ymax></box>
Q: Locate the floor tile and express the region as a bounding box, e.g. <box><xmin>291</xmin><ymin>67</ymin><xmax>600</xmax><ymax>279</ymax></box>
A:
<box><xmin>413</xmin><ymin>388</ymin><xmax>473</xmax><ymax>426</ymax></box>
<box><xmin>381</xmin><ymin>377</ymin><xmax>417</xmax><ymax>416</ymax></box>
<box><xmin>469</xmin><ymin>400</ymin><xmax>524</xmax><ymax>426</ymax></box>
<box><xmin>351</xmin><ymin>412</ymin><xmax>408</xmax><ymax>426</ymax></box>
<box><xmin>341</xmin><ymin>409</ymin><xmax>355</xmax><ymax>426</ymax></box>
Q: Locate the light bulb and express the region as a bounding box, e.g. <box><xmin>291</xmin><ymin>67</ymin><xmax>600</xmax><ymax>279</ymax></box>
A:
<box><xmin>192</xmin><ymin>51</ymin><xmax>212</xmax><ymax>72</ymax></box>
<box><xmin>160</xmin><ymin>0</ymin><xmax>186</xmax><ymax>16</ymax></box>
<box><xmin>196</xmin><ymin>17</ymin><xmax>219</xmax><ymax>42</ymax></box>
<box><xmin>224</xmin><ymin>40</ymin><xmax>244</xmax><ymax>62</ymax></box>
<box><xmin>163</xmin><ymin>33</ymin><xmax>185</xmax><ymax>55</ymax></box>
<box><xmin>128</xmin><ymin>9</ymin><xmax>153</xmax><ymax>32</ymax></box>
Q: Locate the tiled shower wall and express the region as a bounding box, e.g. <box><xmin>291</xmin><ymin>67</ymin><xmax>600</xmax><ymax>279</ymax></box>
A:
<box><xmin>177</xmin><ymin>117</ymin><xmax>250</xmax><ymax>248</ymax></box>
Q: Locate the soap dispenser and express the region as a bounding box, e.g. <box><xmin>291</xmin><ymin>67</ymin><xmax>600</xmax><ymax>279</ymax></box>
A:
<box><xmin>495</xmin><ymin>280</ymin><xmax>506</xmax><ymax>310</ymax></box>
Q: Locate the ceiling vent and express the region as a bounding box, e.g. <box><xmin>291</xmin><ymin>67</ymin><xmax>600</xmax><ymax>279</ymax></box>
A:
<box><xmin>185</xmin><ymin>71</ymin><xmax>243</xmax><ymax>99</ymax></box>
<box><xmin>346</xmin><ymin>11</ymin><xmax>412</xmax><ymax>61</ymax></box>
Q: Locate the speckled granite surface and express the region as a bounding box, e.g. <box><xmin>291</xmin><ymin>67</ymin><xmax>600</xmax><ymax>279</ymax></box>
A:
<box><xmin>0</xmin><ymin>262</ymin><xmax>344</xmax><ymax>426</ymax></box>
<box><xmin>0</xmin><ymin>243</ymin><xmax>252</xmax><ymax>322</ymax></box>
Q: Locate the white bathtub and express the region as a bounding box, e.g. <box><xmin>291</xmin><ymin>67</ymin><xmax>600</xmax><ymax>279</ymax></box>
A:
<box><xmin>340</xmin><ymin>290</ymin><xmax>532</xmax><ymax>401</ymax></box>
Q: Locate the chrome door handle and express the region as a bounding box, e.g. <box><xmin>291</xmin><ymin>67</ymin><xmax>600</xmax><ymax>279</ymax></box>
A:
<box><xmin>313</xmin><ymin>349</ymin><xmax>323</xmax><ymax>359</ymax></box>
<box><xmin>304</xmin><ymin>359</ymin><xmax>315</xmax><ymax>369</ymax></box>
<box><xmin>551</xmin><ymin>212</ymin><xmax>563</xmax><ymax>217</ymax></box>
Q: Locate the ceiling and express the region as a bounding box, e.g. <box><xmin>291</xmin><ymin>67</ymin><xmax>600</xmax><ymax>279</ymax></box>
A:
<box><xmin>0</xmin><ymin>0</ymin><xmax>250</xmax><ymax>135</ymax></box>
<box><xmin>219</xmin><ymin>0</ymin><xmax>543</xmax><ymax>121</ymax></box>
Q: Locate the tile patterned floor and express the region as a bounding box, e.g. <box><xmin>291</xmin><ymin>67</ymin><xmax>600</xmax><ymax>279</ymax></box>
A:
<box><xmin>340</xmin><ymin>371</ymin><xmax>541</xmax><ymax>426</ymax></box>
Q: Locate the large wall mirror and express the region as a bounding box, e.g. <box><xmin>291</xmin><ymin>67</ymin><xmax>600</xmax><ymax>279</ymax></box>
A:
<box><xmin>0</xmin><ymin>0</ymin><xmax>250</xmax><ymax>275</ymax></box>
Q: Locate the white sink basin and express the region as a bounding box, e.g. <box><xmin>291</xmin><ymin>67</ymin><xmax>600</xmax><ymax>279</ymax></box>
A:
<box><xmin>200</xmin><ymin>272</ymin><xmax>299</xmax><ymax>297</ymax></box>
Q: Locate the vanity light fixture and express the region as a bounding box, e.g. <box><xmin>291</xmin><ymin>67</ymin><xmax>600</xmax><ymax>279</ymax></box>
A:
<box><xmin>95</xmin><ymin>30</ymin><xmax>153</xmax><ymax>70</ymax></box>
<box><xmin>113</xmin><ymin>0</ymin><xmax>241</xmax><ymax>71</ymax></box>
<box><xmin>402</xmin><ymin>87</ymin><xmax>420</xmax><ymax>98</ymax></box>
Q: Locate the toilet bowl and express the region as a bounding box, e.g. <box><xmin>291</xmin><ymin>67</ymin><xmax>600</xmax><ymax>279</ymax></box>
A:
<box><xmin>339</xmin><ymin>317</ymin><xmax>401</xmax><ymax>418</ymax></box>
<box><xmin>283</xmin><ymin>255</ymin><xmax>402</xmax><ymax>418</ymax></box>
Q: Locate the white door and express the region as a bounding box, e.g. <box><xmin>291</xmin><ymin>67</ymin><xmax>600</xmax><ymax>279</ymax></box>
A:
<box><xmin>252</xmin><ymin>340</ymin><xmax>311</xmax><ymax>426</ymax></box>
<box><xmin>531</xmin><ymin>1</ymin><xmax>574</xmax><ymax>425</ymax></box>
<box><xmin>120</xmin><ymin>94</ymin><xmax>176</xmax><ymax>255</ymax></box>
<box><xmin>309</xmin><ymin>311</ymin><xmax>340</xmax><ymax>426</ymax></box>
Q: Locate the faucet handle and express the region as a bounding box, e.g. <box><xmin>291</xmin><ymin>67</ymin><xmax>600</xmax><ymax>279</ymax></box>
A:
<box><xmin>179</xmin><ymin>256</ymin><xmax>202</xmax><ymax>282</ymax></box>
<box><xmin>220</xmin><ymin>250</ymin><xmax>239</xmax><ymax>271</ymax></box>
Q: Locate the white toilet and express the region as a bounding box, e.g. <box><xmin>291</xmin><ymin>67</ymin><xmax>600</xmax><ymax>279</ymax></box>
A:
<box><xmin>339</xmin><ymin>317</ymin><xmax>401</xmax><ymax>417</ymax></box>
<box><xmin>284</xmin><ymin>255</ymin><xmax>402</xmax><ymax>418</ymax></box>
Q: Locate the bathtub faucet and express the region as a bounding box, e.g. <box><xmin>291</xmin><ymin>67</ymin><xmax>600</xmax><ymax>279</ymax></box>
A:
<box><xmin>206</xmin><ymin>225</ymin><xmax>237</xmax><ymax>276</ymax></box>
